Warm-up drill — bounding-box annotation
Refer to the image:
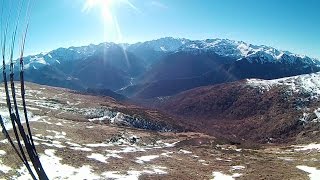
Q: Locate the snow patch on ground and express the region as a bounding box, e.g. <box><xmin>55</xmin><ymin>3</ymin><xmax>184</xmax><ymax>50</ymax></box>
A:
<box><xmin>87</xmin><ymin>153</ymin><xmax>108</xmax><ymax>163</ymax></box>
<box><xmin>294</xmin><ymin>143</ymin><xmax>320</xmax><ymax>152</ymax></box>
<box><xmin>87</xmin><ymin>152</ymin><xmax>123</xmax><ymax>163</ymax></box>
<box><xmin>102</xmin><ymin>171</ymin><xmax>141</xmax><ymax>180</ymax></box>
<box><xmin>231</xmin><ymin>166</ymin><xmax>245</xmax><ymax>170</ymax></box>
<box><xmin>88</xmin><ymin>115</ymin><xmax>110</xmax><ymax>122</ymax></box>
<box><xmin>102</xmin><ymin>166</ymin><xmax>167</xmax><ymax>180</ymax></box>
<box><xmin>144</xmin><ymin>166</ymin><xmax>168</xmax><ymax>175</ymax></box>
<box><xmin>212</xmin><ymin>172</ymin><xmax>242</xmax><ymax>180</ymax></box>
<box><xmin>0</xmin><ymin>150</ymin><xmax>12</xmax><ymax>173</ymax></box>
<box><xmin>106</xmin><ymin>153</ymin><xmax>123</xmax><ymax>159</ymax></box>
<box><xmin>0</xmin><ymin>150</ymin><xmax>6</xmax><ymax>156</ymax></box>
<box><xmin>32</xmin><ymin>133</ymin><xmax>70</xmax><ymax>149</ymax></box>
<box><xmin>41</xmin><ymin>141</ymin><xmax>66</xmax><ymax>148</ymax></box>
<box><xmin>179</xmin><ymin>149</ymin><xmax>192</xmax><ymax>154</ymax></box>
<box><xmin>312</xmin><ymin>108</ymin><xmax>320</xmax><ymax>122</ymax></box>
<box><xmin>46</xmin><ymin>130</ymin><xmax>67</xmax><ymax>139</ymax></box>
<box><xmin>136</xmin><ymin>155</ymin><xmax>160</xmax><ymax>164</ymax></box>
<box><xmin>296</xmin><ymin>165</ymin><xmax>320</xmax><ymax>180</ymax></box>
<box><xmin>0</xmin><ymin>139</ymin><xmax>8</xmax><ymax>144</ymax></box>
<box><xmin>65</xmin><ymin>142</ymin><xmax>81</xmax><ymax>147</ymax></box>
<box><xmin>231</xmin><ymin>173</ymin><xmax>242</xmax><ymax>178</ymax></box>
<box><xmin>106</xmin><ymin>146</ymin><xmax>146</xmax><ymax>154</ymax></box>
<box><xmin>55</xmin><ymin>122</ymin><xmax>63</xmax><ymax>126</ymax></box>
<box><xmin>161</xmin><ymin>151</ymin><xmax>174</xmax><ymax>157</ymax></box>
<box><xmin>85</xmin><ymin>143</ymin><xmax>112</xmax><ymax>147</ymax></box>
<box><xmin>15</xmin><ymin>149</ymin><xmax>100</xmax><ymax>180</ymax></box>
<box><xmin>0</xmin><ymin>107</ymin><xmax>43</xmax><ymax>130</ymax></box>
<box><xmin>0</xmin><ymin>162</ymin><xmax>12</xmax><ymax>173</ymax></box>
<box><xmin>70</xmin><ymin>147</ymin><xmax>93</xmax><ymax>152</ymax></box>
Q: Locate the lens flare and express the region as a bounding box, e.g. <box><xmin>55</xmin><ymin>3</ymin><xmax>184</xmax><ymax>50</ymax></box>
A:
<box><xmin>83</xmin><ymin>0</ymin><xmax>139</xmax><ymax>26</ymax></box>
<box><xmin>83</xmin><ymin>0</ymin><xmax>114</xmax><ymax>24</ymax></box>
<box><xmin>82</xmin><ymin>0</ymin><xmax>138</xmax><ymax>68</ymax></box>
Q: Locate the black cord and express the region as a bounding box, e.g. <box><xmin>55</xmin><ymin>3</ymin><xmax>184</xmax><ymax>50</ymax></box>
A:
<box><xmin>0</xmin><ymin>0</ymin><xmax>48</xmax><ymax>179</ymax></box>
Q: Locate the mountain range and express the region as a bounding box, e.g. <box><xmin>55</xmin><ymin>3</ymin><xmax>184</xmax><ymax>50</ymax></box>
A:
<box><xmin>2</xmin><ymin>37</ymin><xmax>320</xmax><ymax>99</ymax></box>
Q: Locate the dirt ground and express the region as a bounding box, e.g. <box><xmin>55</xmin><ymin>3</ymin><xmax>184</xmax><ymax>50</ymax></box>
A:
<box><xmin>0</xmin><ymin>83</ymin><xmax>319</xmax><ymax>180</ymax></box>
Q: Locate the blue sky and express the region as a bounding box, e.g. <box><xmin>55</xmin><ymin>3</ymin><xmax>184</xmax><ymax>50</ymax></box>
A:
<box><xmin>2</xmin><ymin>0</ymin><xmax>320</xmax><ymax>58</ymax></box>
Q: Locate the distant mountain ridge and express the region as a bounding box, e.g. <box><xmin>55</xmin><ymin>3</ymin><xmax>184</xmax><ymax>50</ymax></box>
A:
<box><xmin>179</xmin><ymin>39</ymin><xmax>318</xmax><ymax>63</ymax></box>
<box><xmin>13</xmin><ymin>37</ymin><xmax>320</xmax><ymax>72</ymax></box>
<box><xmin>2</xmin><ymin>37</ymin><xmax>319</xmax><ymax>98</ymax></box>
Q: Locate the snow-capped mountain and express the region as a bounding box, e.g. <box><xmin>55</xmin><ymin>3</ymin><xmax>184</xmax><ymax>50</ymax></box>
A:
<box><xmin>20</xmin><ymin>43</ymin><xmax>106</xmax><ymax>70</ymax></box>
<box><xmin>2</xmin><ymin>37</ymin><xmax>319</xmax><ymax>98</ymax></box>
<box><xmin>126</xmin><ymin>37</ymin><xmax>320</xmax><ymax>65</ymax></box>
<box><xmin>117</xmin><ymin>38</ymin><xmax>320</xmax><ymax>99</ymax></box>
<box><xmin>179</xmin><ymin>39</ymin><xmax>319</xmax><ymax>65</ymax></box>
<box><xmin>13</xmin><ymin>37</ymin><xmax>320</xmax><ymax>71</ymax></box>
<box><xmin>128</xmin><ymin>37</ymin><xmax>190</xmax><ymax>52</ymax></box>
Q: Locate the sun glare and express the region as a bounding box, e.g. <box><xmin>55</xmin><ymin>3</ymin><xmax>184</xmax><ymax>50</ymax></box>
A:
<box><xmin>82</xmin><ymin>0</ymin><xmax>138</xmax><ymax>66</ymax></box>
<box><xmin>83</xmin><ymin>0</ymin><xmax>139</xmax><ymax>25</ymax></box>
<box><xmin>83</xmin><ymin>0</ymin><xmax>116</xmax><ymax>24</ymax></box>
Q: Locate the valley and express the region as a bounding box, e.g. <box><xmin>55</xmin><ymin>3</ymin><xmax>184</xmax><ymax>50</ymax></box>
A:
<box><xmin>3</xmin><ymin>38</ymin><xmax>320</xmax><ymax>99</ymax></box>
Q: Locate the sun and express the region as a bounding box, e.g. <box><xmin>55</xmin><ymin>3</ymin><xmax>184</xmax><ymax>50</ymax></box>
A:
<box><xmin>83</xmin><ymin>0</ymin><xmax>116</xmax><ymax>24</ymax></box>
<box><xmin>82</xmin><ymin>0</ymin><xmax>139</xmax><ymax>64</ymax></box>
<box><xmin>83</xmin><ymin>0</ymin><xmax>139</xmax><ymax>25</ymax></box>
<box><xmin>82</xmin><ymin>0</ymin><xmax>139</xmax><ymax>45</ymax></box>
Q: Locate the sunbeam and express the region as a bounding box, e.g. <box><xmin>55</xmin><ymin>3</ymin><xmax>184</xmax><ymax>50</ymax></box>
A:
<box><xmin>114</xmin><ymin>15</ymin><xmax>130</xmax><ymax>68</ymax></box>
<box><xmin>83</xmin><ymin>0</ymin><xmax>137</xmax><ymax>69</ymax></box>
<box><xmin>82</xmin><ymin>0</ymin><xmax>139</xmax><ymax>26</ymax></box>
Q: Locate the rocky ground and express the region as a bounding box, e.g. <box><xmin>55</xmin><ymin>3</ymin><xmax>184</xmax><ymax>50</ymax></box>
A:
<box><xmin>0</xmin><ymin>83</ymin><xmax>319</xmax><ymax>180</ymax></box>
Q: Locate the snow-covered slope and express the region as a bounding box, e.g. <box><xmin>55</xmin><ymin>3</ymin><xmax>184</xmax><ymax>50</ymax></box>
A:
<box><xmin>246</xmin><ymin>72</ymin><xmax>320</xmax><ymax>99</ymax></box>
<box><xmin>247</xmin><ymin>72</ymin><xmax>320</xmax><ymax>125</ymax></box>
